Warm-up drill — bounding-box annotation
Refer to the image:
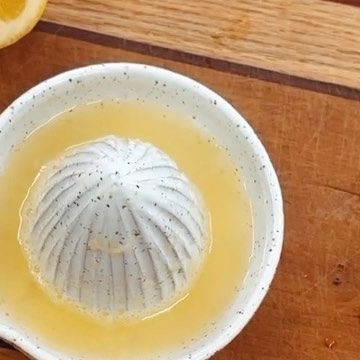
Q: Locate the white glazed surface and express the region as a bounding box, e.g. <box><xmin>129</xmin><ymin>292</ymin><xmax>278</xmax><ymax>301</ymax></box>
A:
<box><xmin>0</xmin><ymin>63</ymin><xmax>284</xmax><ymax>360</ymax></box>
<box><xmin>19</xmin><ymin>135</ymin><xmax>208</xmax><ymax>318</ymax></box>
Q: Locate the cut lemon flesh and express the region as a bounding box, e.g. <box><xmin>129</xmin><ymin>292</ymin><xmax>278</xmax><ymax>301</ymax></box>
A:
<box><xmin>0</xmin><ymin>0</ymin><xmax>26</xmax><ymax>21</ymax></box>
<box><xmin>0</xmin><ymin>0</ymin><xmax>47</xmax><ymax>49</ymax></box>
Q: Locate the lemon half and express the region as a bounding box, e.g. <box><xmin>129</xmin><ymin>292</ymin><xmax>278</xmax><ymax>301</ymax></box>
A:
<box><xmin>0</xmin><ymin>0</ymin><xmax>47</xmax><ymax>49</ymax></box>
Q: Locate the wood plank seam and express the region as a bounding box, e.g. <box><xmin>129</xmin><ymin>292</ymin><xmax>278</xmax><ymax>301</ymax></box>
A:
<box><xmin>326</xmin><ymin>0</ymin><xmax>360</xmax><ymax>6</ymax></box>
<box><xmin>35</xmin><ymin>21</ymin><xmax>360</xmax><ymax>101</ymax></box>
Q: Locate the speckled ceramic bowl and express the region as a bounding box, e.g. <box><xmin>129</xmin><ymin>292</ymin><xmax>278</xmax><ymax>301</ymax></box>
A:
<box><xmin>0</xmin><ymin>63</ymin><xmax>283</xmax><ymax>360</ymax></box>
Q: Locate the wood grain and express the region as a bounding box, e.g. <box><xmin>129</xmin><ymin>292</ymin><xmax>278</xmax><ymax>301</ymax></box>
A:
<box><xmin>35</xmin><ymin>21</ymin><xmax>360</xmax><ymax>101</ymax></box>
<box><xmin>43</xmin><ymin>0</ymin><xmax>360</xmax><ymax>90</ymax></box>
<box><xmin>0</xmin><ymin>30</ymin><xmax>359</xmax><ymax>359</ymax></box>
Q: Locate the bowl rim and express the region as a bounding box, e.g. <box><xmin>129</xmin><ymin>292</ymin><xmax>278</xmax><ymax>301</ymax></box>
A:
<box><xmin>0</xmin><ymin>62</ymin><xmax>284</xmax><ymax>360</ymax></box>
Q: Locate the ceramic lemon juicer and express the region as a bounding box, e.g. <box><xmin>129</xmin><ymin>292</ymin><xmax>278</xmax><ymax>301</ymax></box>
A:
<box><xmin>0</xmin><ymin>63</ymin><xmax>283</xmax><ymax>360</ymax></box>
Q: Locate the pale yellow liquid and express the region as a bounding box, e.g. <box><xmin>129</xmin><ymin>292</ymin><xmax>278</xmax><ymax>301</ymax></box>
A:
<box><xmin>0</xmin><ymin>101</ymin><xmax>252</xmax><ymax>359</ymax></box>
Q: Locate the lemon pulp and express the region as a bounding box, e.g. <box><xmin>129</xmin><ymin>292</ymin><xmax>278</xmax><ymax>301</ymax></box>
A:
<box><xmin>0</xmin><ymin>0</ymin><xmax>26</xmax><ymax>21</ymax></box>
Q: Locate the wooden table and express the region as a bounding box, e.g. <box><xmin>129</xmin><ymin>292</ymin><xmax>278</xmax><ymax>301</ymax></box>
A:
<box><xmin>0</xmin><ymin>0</ymin><xmax>359</xmax><ymax>359</ymax></box>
